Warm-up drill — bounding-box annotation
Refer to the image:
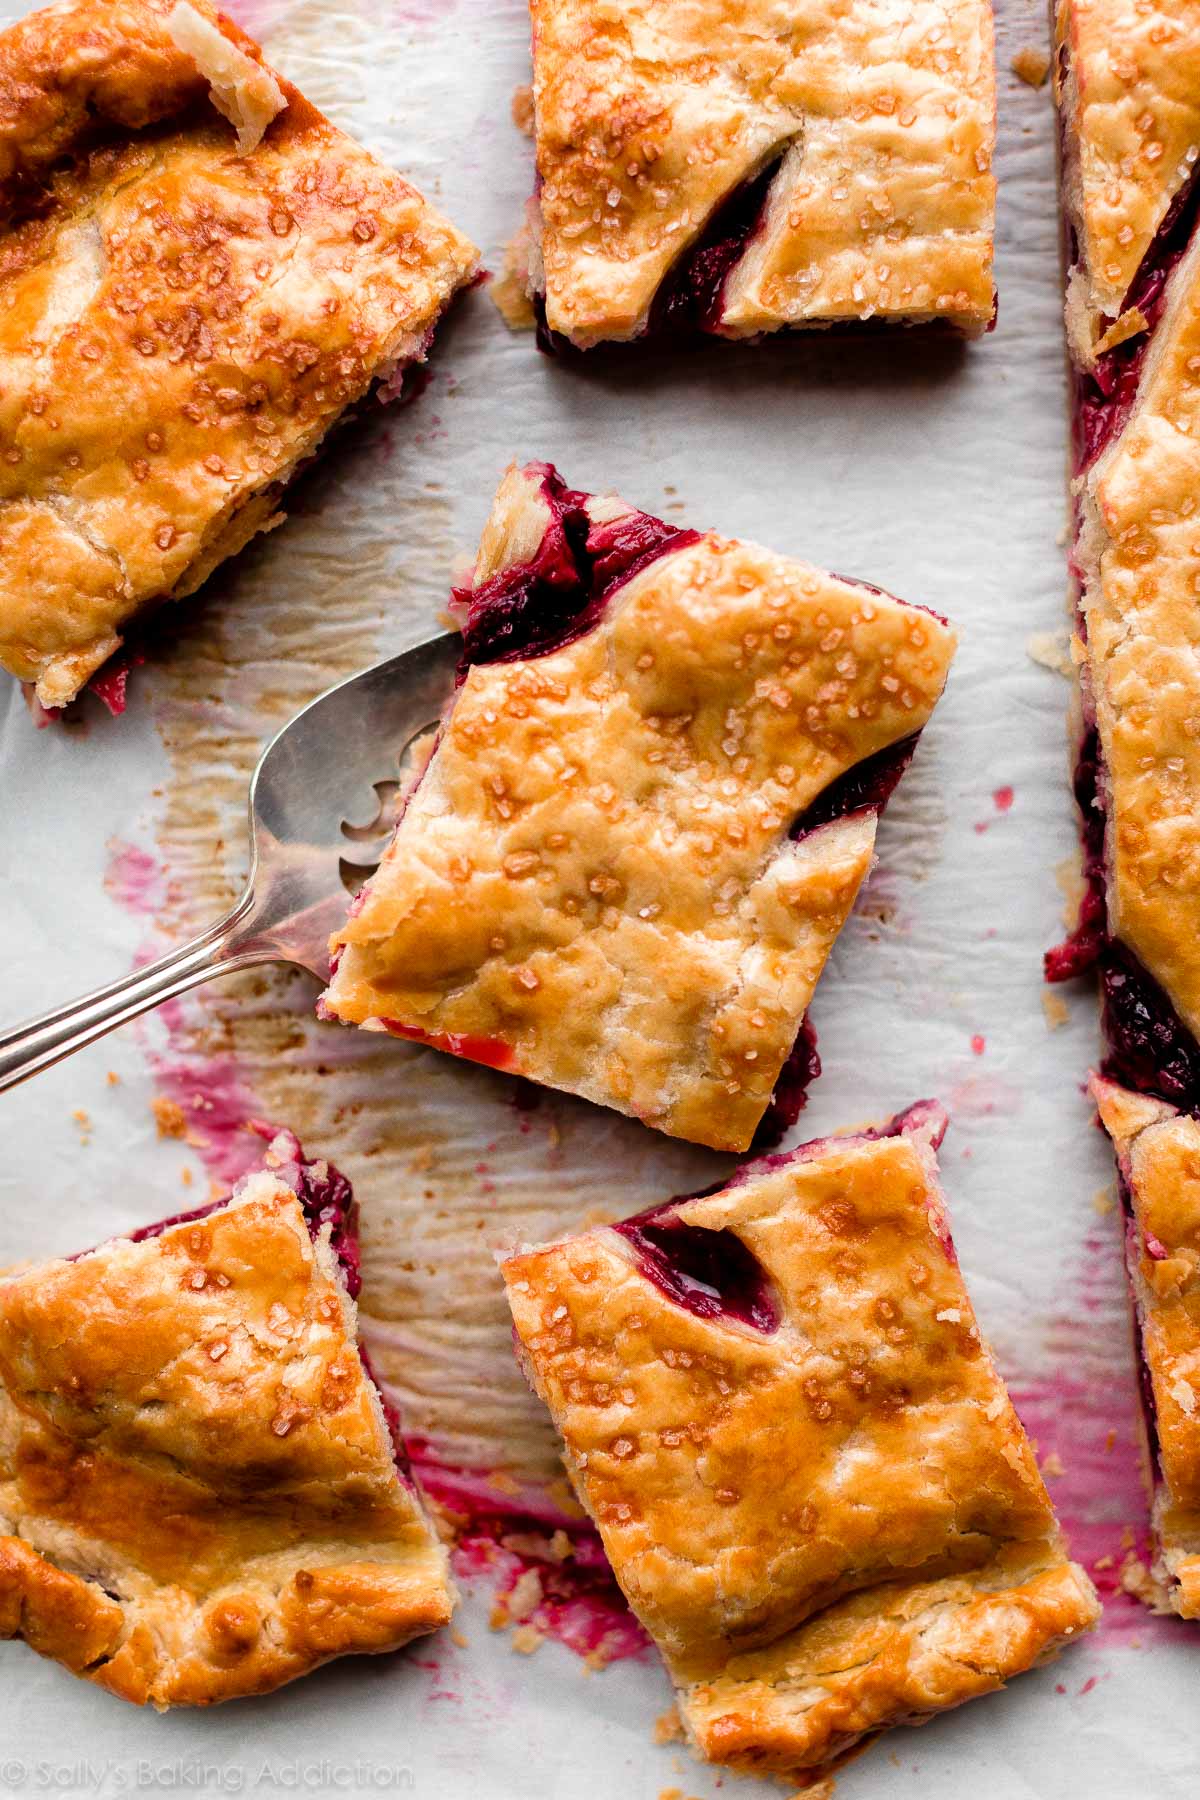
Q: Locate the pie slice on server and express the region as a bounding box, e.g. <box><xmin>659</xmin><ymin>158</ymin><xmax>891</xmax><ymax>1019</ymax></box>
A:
<box><xmin>321</xmin><ymin>461</ymin><xmax>956</xmax><ymax>1153</ymax></box>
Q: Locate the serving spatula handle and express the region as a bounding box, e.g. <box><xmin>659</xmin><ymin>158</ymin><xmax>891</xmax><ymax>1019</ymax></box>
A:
<box><xmin>0</xmin><ymin>890</ymin><xmax>275</xmax><ymax>1093</ymax></box>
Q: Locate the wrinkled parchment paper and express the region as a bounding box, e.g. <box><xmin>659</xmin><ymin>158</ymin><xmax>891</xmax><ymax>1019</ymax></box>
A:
<box><xmin>2</xmin><ymin>1</ymin><xmax>1189</xmax><ymax>1793</ymax></box>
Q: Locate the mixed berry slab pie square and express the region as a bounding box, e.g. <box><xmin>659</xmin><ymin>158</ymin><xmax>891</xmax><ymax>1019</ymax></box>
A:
<box><xmin>0</xmin><ymin>1131</ymin><xmax>452</xmax><ymax>1706</ymax></box>
<box><xmin>1094</xmin><ymin>1075</ymin><xmax>1200</xmax><ymax>1619</ymax></box>
<box><xmin>502</xmin><ymin>1104</ymin><xmax>1099</xmax><ymax>1777</ymax></box>
<box><xmin>0</xmin><ymin>0</ymin><xmax>477</xmax><ymax>711</ymax></box>
<box><xmin>321</xmin><ymin>461</ymin><xmax>956</xmax><ymax>1152</ymax></box>
<box><xmin>522</xmin><ymin>0</ymin><xmax>996</xmax><ymax>349</ymax></box>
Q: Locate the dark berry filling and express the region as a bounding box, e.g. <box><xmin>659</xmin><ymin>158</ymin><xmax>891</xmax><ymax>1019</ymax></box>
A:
<box><xmin>646</xmin><ymin>155</ymin><xmax>782</xmax><ymax>339</ymax></box>
<box><xmin>614</xmin><ymin>1101</ymin><xmax>947</xmax><ymax>1330</ymax></box>
<box><xmin>1101</xmin><ymin>948</ymin><xmax>1200</xmax><ymax>1113</ymax></box>
<box><xmin>534</xmin><ymin>157</ymin><xmax>783</xmax><ymax>356</ymax></box>
<box><xmin>1121</xmin><ymin>1199</ymin><xmax>1164</xmax><ymax>1488</ymax></box>
<box><xmin>789</xmin><ymin>735</ymin><xmax>918</xmax><ymax>841</ymax></box>
<box><xmin>1071</xmin><ymin>154</ymin><xmax>1200</xmax><ymax>471</ymax></box>
<box><xmin>613</xmin><ymin>1203</ymin><xmax>781</xmax><ymax>1334</ymax></box>
<box><xmin>451</xmin><ymin>463</ymin><xmax>699</xmax><ymax>671</ymax></box>
<box><xmin>1044</xmin><ymin>724</ymin><xmax>1106</xmax><ymax>984</ymax></box>
<box><xmin>1047</xmin><ymin>729</ymin><xmax>1200</xmax><ymax>1111</ymax></box>
<box><xmin>751</xmin><ymin>1016</ymin><xmax>820</xmax><ymax>1151</ymax></box>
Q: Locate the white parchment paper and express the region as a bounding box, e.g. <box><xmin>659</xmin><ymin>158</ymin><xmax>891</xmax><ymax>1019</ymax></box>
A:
<box><xmin>1</xmin><ymin>0</ymin><xmax>1191</xmax><ymax>1794</ymax></box>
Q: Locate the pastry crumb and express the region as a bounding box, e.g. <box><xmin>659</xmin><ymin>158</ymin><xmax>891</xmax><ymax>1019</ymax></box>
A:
<box><xmin>1040</xmin><ymin>1450</ymin><xmax>1065</xmax><ymax>1479</ymax></box>
<box><xmin>653</xmin><ymin>1707</ymin><xmax>683</xmax><ymax>1745</ymax></box>
<box><xmin>106</xmin><ymin>1070</ymin><xmax>121</xmax><ymax>1085</ymax></box>
<box><xmin>511</xmin><ymin>83</ymin><xmax>535</xmax><ymax>136</ymax></box>
<box><xmin>1092</xmin><ymin>1186</ymin><xmax>1116</xmax><ymax>1217</ymax></box>
<box><xmin>181</xmin><ymin>1166</ymin><xmax>194</xmax><ymax>1187</ymax></box>
<box><xmin>1119</xmin><ymin>1552</ymin><xmax>1165</xmax><ymax>1610</ymax></box>
<box><xmin>153</xmin><ymin>1096</ymin><xmax>189</xmax><ymax>1139</ymax></box>
<box><xmin>510</xmin><ymin>1623</ymin><xmax>545</xmax><ymax>1655</ymax></box>
<box><xmin>1026</xmin><ymin>629</ymin><xmax>1074</xmax><ymax>677</ymax></box>
<box><xmin>490</xmin><ymin>227</ymin><xmax>537</xmax><ymax>332</ymax></box>
<box><xmin>506</xmin><ymin>1568</ymin><xmax>544</xmax><ymax>1622</ymax></box>
<box><xmin>1041</xmin><ymin>989</ymin><xmax>1070</xmax><ymax>1030</ymax></box>
<box><xmin>450</xmin><ymin>1627</ymin><xmax>470</xmax><ymax>1649</ymax></box>
<box><xmin>167</xmin><ymin>0</ymin><xmax>285</xmax><ymax>154</ymax></box>
<box><xmin>1055</xmin><ymin>854</ymin><xmax>1086</xmax><ymax>927</ymax></box>
<box><xmin>1011</xmin><ymin>46</ymin><xmax>1050</xmax><ymax>86</ymax></box>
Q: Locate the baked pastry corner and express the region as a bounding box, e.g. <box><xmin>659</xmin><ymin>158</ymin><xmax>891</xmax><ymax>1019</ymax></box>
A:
<box><xmin>322</xmin><ymin>460</ymin><xmax>956</xmax><ymax>1152</ymax></box>
<box><xmin>502</xmin><ymin>1104</ymin><xmax>1098</xmax><ymax>1776</ymax></box>
<box><xmin>526</xmin><ymin>0</ymin><xmax>996</xmax><ymax>348</ymax></box>
<box><xmin>0</xmin><ymin>1140</ymin><xmax>453</xmax><ymax>1705</ymax></box>
<box><xmin>1094</xmin><ymin>1073</ymin><xmax>1200</xmax><ymax>1619</ymax></box>
<box><xmin>0</xmin><ymin>0</ymin><xmax>478</xmax><ymax>712</ymax></box>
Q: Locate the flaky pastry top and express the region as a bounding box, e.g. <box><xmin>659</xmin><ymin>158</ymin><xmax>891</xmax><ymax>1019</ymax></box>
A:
<box><xmin>0</xmin><ymin>1174</ymin><xmax>451</xmax><ymax>1706</ymax></box>
<box><xmin>503</xmin><ymin>1113</ymin><xmax>1097</xmax><ymax>1770</ymax></box>
<box><xmin>0</xmin><ymin>0</ymin><xmax>477</xmax><ymax>706</ymax></box>
<box><xmin>1094</xmin><ymin>1075</ymin><xmax>1200</xmax><ymax>1616</ymax></box>
<box><xmin>1056</xmin><ymin>0</ymin><xmax>1200</xmax><ymax>359</ymax></box>
<box><xmin>1080</xmin><ymin>232</ymin><xmax>1200</xmax><ymax>1043</ymax></box>
<box><xmin>323</xmin><ymin>464</ymin><xmax>956</xmax><ymax>1152</ymax></box>
<box><xmin>530</xmin><ymin>0</ymin><xmax>995</xmax><ymax>344</ymax></box>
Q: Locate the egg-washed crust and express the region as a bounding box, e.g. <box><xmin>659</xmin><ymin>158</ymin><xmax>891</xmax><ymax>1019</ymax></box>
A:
<box><xmin>1054</xmin><ymin>0</ymin><xmax>1200</xmax><ymax>363</ymax></box>
<box><xmin>502</xmin><ymin>1112</ymin><xmax>1098</xmax><ymax>1775</ymax></box>
<box><xmin>322</xmin><ymin>463</ymin><xmax>956</xmax><ymax>1154</ymax></box>
<box><xmin>0</xmin><ymin>0</ymin><xmax>478</xmax><ymax>709</ymax></box>
<box><xmin>0</xmin><ymin>1173</ymin><xmax>453</xmax><ymax>1708</ymax></box>
<box><xmin>1094</xmin><ymin>1075</ymin><xmax>1200</xmax><ymax>1619</ymax></box>
<box><xmin>529</xmin><ymin>0</ymin><xmax>995</xmax><ymax>347</ymax></box>
<box><xmin>1076</xmin><ymin>229</ymin><xmax>1200</xmax><ymax>1045</ymax></box>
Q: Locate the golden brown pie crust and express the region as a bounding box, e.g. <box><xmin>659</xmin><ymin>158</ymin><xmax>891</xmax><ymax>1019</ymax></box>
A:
<box><xmin>1094</xmin><ymin>1075</ymin><xmax>1200</xmax><ymax>1618</ymax></box>
<box><xmin>322</xmin><ymin>463</ymin><xmax>956</xmax><ymax>1152</ymax></box>
<box><xmin>1055</xmin><ymin>0</ymin><xmax>1200</xmax><ymax>362</ymax></box>
<box><xmin>530</xmin><ymin>0</ymin><xmax>996</xmax><ymax>346</ymax></box>
<box><xmin>502</xmin><ymin>1112</ymin><xmax>1099</xmax><ymax>1774</ymax></box>
<box><xmin>0</xmin><ymin>0</ymin><xmax>477</xmax><ymax>707</ymax></box>
<box><xmin>0</xmin><ymin>1173</ymin><xmax>453</xmax><ymax>1706</ymax></box>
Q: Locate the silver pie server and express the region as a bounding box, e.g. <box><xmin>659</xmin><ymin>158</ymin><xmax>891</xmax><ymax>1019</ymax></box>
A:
<box><xmin>0</xmin><ymin>632</ymin><xmax>460</xmax><ymax>1094</ymax></box>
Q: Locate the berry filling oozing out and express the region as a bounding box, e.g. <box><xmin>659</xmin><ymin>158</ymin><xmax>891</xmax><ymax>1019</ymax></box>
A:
<box><xmin>611</xmin><ymin>1103</ymin><xmax>947</xmax><ymax>1331</ymax></box>
<box><xmin>441</xmin><ymin>469</ymin><xmax>933</xmax><ymax>1138</ymax></box>
<box><xmin>613</xmin><ymin>1203</ymin><xmax>781</xmax><ymax>1334</ymax></box>
<box><xmin>534</xmin><ymin>157</ymin><xmax>782</xmax><ymax>355</ymax></box>
<box><xmin>1054</xmin><ymin>143</ymin><xmax>1200</xmax><ymax>1115</ymax></box>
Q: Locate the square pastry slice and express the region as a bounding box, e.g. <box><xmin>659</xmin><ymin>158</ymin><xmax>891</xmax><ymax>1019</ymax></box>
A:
<box><xmin>1094</xmin><ymin>1075</ymin><xmax>1200</xmax><ymax>1618</ymax></box>
<box><xmin>522</xmin><ymin>0</ymin><xmax>996</xmax><ymax>349</ymax></box>
<box><xmin>321</xmin><ymin>461</ymin><xmax>956</xmax><ymax>1153</ymax></box>
<box><xmin>0</xmin><ymin>1130</ymin><xmax>453</xmax><ymax>1706</ymax></box>
<box><xmin>1048</xmin><ymin>3</ymin><xmax>1200</xmax><ymax>1110</ymax></box>
<box><xmin>502</xmin><ymin>1105</ymin><xmax>1099</xmax><ymax>1777</ymax></box>
<box><xmin>0</xmin><ymin>0</ymin><xmax>477</xmax><ymax>712</ymax></box>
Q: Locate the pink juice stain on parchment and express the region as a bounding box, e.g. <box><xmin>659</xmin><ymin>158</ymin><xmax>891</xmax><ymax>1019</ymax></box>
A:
<box><xmin>104</xmin><ymin>838</ymin><xmax>165</xmax><ymax>916</ymax></box>
<box><xmin>1012</xmin><ymin>1219</ymin><xmax>1193</xmax><ymax>1650</ymax></box>
<box><xmin>410</xmin><ymin>1440</ymin><xmax>649</xmax><ymax>1668</ymax></box>
<box><xmin>103</xmin><ymin>844</ymin><xmax>648</xmax><ymax>1672</ymax></box>
<box><xmin>103</xmin><ymin>840</ymin><xmax>279</xmax><ymax>1188</ymax></box>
